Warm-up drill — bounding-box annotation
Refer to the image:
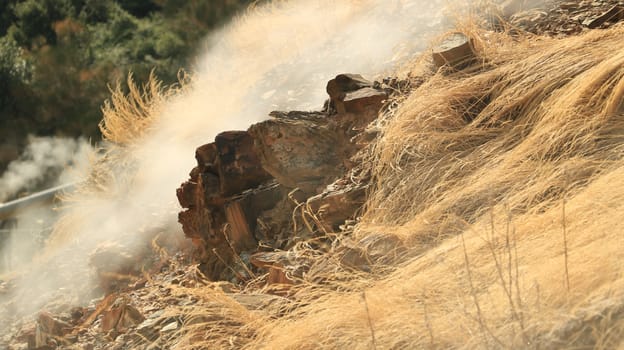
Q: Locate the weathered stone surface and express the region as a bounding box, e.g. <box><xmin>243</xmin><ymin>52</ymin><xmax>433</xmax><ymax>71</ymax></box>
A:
<box><xmin>224</xmin><ymin>182</ymin><xmax>284</xmax><ymax>251</ymax></box>
<box><xmin>250</xmin><ymin>251</ymin><xmax>294</xmax><ymax>285</ymax></box>
<box><xmin>307</xmin><ymin>181</ymin><xmax>368</xmax><ymax>232</ymax></box>
<box><xmin>326</xmin><ymin>74</ymin><xmax>387</xmax><ymax>115</ymax></box>
<box><xmin>35</xmin><ymin>312</ymin><xmax>73</xmax><ymax>348</ymax></box>
<box><xmin>101</xmin><ymin>299</ymin><xmax>144</xmax><ymax>334</ymax></box>
<box><xmin>582</xmin><ymin>5</ymin><xmax>623</xmax><ymax>28</ymax></box>
<box><xmin>326</xmin><ymin>74</ymin><xmax>373</xmax><ymax>101</ymax></box>
<box><xmin>432</xmin><ymin>32</ymin><xmax>476</xmax><ymax>69</ymax></box>
<box><xmin>176</xmin><ymin>181</ymin><xmax>197</xmax><ymax>209</ymax></box>
<box><xmin>177</xmin><ymin>74</ymin><xmax>386</xmax><ymax>284</ymax></box>
<box><xmin>248</xmin><ymin>118</ymin><xmax>347</xmax><ymax>193</ymax></box>
<box><xmin>214</xmin><ymin>131</ymin><xmax>273</xmax><ymax>196</ymax></box>
<box><xmin>340</xmin><ymin>87</ymin><xmax>387</xmax><ymax>115</ymax></box>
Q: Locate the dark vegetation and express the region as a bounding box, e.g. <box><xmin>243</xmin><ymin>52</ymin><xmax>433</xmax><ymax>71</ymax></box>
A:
<box><xmin>0</xmin><ymin>0</ymin><xmax>251</xmax><ymax>166</ymax></box>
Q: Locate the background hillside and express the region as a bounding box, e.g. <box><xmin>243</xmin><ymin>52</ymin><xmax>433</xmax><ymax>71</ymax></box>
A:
<box><xmin>0</xmin><ymin>0</ymin><xmax>252</xmax><ymax>170</ymax></box>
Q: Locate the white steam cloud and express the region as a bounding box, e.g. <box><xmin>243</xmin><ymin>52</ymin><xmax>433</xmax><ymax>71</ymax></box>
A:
<box><xmin>0</xmin><ymin>136</ymin><xmax>91</xmax><ymax>202</ymax></box>
<box><xmin>0</xmin><ymin>0</ymin><xmax>463</xmax><ymax>327</ymax></box>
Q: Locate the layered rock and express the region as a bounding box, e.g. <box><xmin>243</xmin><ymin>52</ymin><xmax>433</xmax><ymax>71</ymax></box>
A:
<box><xmin>177</xmin><ymin>73</ymin><xmax>390</xmax><ymax>286</ymax></box>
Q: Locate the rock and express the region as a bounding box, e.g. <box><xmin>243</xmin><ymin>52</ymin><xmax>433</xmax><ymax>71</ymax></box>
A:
<box><xmin>176</xmin><ymin>181</ymin><xmax>197</xmax><ymax>209</ymax></box>
<box><xmin>160</xmin><ymin>321</ymin><xmax>178</xmax><ymax>333</ymax></box>
<box><xmin>214</xmin><ymin>131</ymin><xmax>273</xmax><ymax>196</ymax></box>
<box><xmin>432</xmin><ymin>32</ymin><xmax>476</xmax><ymax>69</ymax></box>
<box><xmin>224</xmin><ymin>182</ymin><xmax>283</xmax><ymax>252</ymax></box>
<box><xmin>101</xmin><ymin>299</ymin><xmax>145</xmax><ymax>335</ymax></box>
<box><xmin>248</xmin><ymin>118</ymin><xmax>347</xmax><ymax>193</ymax></box>
<box><xmin>250</xmin><ymin>251</ymin><xmax>294</xmax><ymax>286</ymax></box>
<box><xmin>582</xmin><ymin>5</ymin><xmax>624</xmax><ymax>28</ymax></box>
<box><xmin>15</xmin><ymin>322</ymin><xmax>37</xmax><ymax>349</ymax></box>
<box><xmin>36</xmin><ymin>312</ymin><xmax>73</xmax><ymax>348</ymax></box>
<box><xmin>326</xmin><ymin>74</ymin><xmax>387</xmax><ymax>114</ymax></box>
<box><xmin>195</xmin><ymin>143</ymin><xmax>218</xmax><ymax>167</ymax></box>
<box><xmin>340</xmin><ymin>87</ymin><xmax>388</xmax><ymax>115</ymax></box>
<box><xmin>306</xmin><ymin>181</ymin><xmax>368</xmax><ymax>232</ymax></box>
<box><xmin>326</xmin><ymin>74</ymin><xmax>373</xmax><ymax>101</ymax></box>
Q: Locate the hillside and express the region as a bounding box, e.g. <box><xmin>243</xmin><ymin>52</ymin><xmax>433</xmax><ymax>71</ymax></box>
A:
<box><xmin>0</xmin><ymin>0</ymin><xmax>252</xmax><ymax>171</ymax></box>
<box><xmin>2</xmin><ymin>0</ymin><xmax>624</xmax><ymax>349</ymax></box>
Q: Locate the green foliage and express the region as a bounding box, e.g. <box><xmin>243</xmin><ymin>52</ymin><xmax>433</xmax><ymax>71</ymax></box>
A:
<box><xmin>0</xmin><ymin>0</ymin><xmax>253</xmax><ymax>152</ymax></box>
<box><xmin>0</xmin><ymin>36</ymin><xmax>32</xmax><ymax>114</ymax></box>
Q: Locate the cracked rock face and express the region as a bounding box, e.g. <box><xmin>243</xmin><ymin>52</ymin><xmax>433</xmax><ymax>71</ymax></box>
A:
<box><xmin>176</xmin><ymin>73</ymin><xmax>389</xmax><ymax>284</ymax></box>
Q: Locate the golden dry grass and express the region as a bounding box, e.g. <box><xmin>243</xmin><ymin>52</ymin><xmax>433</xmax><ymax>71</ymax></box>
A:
<box><xmin>170</xmin><ymin>24</ymin><xmax>624</xmax><ymax>349</ymax></box>
<box><xmin>41</xmin><ymin>19</ymin><xmax>624</xmax><ymax>349</ymax></box>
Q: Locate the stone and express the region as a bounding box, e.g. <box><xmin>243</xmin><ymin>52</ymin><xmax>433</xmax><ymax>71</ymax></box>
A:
<box><xmin>35</xmin><ymin>312</ymin><xmax>73</xmax><ymax>348</ymax></box>
<box><xmin>160</xmin><ymin>321</ymin><xmax>178</xmax><ymax>333</ymax></box>
<box><xmin>326</xmin><ymin>74</ymin><xmax>373</xmax><ymax>101</ymax></box>
<box><xmin>326</xmin><ymin>74</ymin><xmax>387</xmax><ymax>115</ymax></box>
<box><xmin>340</xmin><ymin>87</ymin><xmax>388</xmax><ymax>115</ymax></box>
<box><xmin>195</xmin><ymin>143</ymin><xmax>218</xmax><ymax>166</ymax></box>
<box><xmin>214</xmin><ymin>131</ymin><xmax>273</xmax><ymax>196</ymax></box>
<box><xmin>432</xmin><ymin>32</ymin><xmax>476</xmax><ymax>69</ymax></box>
<box><xmin>248</xmin><ymin>118</ymin><xmax>347</xmax><ymax>193</ymax></box>
<box><xmin>582</xmin><ymin>5</ymin><xmax>623</xmax><ymax>28</ymax></box>
<box><xmin>306</xmin><ymin>181</ymin><xmax>368</xmax><ymax>232</ymax></box>
<box><xmin>250</xmin><ymin>251</ymin><xmax>294</xmax><ymax>285</ymax></box>
<box><xmin>176</xmin><ymin>181</ymin><xmax>197</xmax><ymax>209</ymax></box>
<box><xmin>225</xmin><ymin>182</ymin><xmax>284</xmax><ymax>247</ymax></box>
<box><xmin>101</xmin><ymin>299</ymin><xmax>145</xmax><ymax>334</ymax></box>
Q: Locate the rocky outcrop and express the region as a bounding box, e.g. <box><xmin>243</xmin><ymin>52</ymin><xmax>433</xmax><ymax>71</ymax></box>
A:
<box><xmin>177</xmin><ymin>73</ymin><xmax>390</xmax><ymax>286</ymax></box>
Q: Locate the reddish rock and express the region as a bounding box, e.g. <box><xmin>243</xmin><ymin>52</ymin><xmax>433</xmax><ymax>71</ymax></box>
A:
<box><xmin>176</xmin><ymin>181</ymin><xmax>197</xmax><ymax>209</ymax></box>
<box><xmin>326</xmin><ymin>74</ymin><xmax>387</xmax><ymax>115</ymax></box>
<box><xmin>214</xmin><ymin>131</ymin><xmax>273</xmax><ymax>196</ymax></box>
<box><xmin>195</xmin><ymin>143</ymin><xmax>217</xmax><ymax>166</ymax></box>
<box><xmin>36</xmin><ymin>312</ymin><xmax>73</xmax><ymax>348</ymax></box>
<box><xmin>340</xmin><ymin>87</ymin><xmax>387</xmax><ymax>115</ymax></box>
<box><xmin>306</xmin><ymin>181</ymin><xmax>368</xmax><ymax>232</ymax></box>
<box><xmin>432</xmin><ymin>32</ymin><xmax>476</xmax><ymax>69</ymax></box>
<box><xmin>101</xmin><ymin>299</ymin><xmax>144</xmax><ymax>335</ymax></box>
<box><xmin>250</xmin><ymin>252</ymin><xmax>294</xmax><ymax>286</ymax></box>
<box><xmin>248</xmin><ymin>118</ymin><xmax>347</xmax><ymax>193</ymax></box>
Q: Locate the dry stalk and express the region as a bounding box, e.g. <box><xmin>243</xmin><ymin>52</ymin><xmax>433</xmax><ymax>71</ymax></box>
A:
<box><xmin>361</xmin><ymin>290</ymin><xmax>377</xmax><ymax>350</ymax></box>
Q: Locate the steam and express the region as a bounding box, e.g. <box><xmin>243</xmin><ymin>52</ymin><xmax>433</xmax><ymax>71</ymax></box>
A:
<box><xmin>0</xmin><ymin>136</ymin><xmax>91</xmax><ymax>203</ymax></box>
<box><xmin>0</xmin><ymin>137</ymin><xmax>91</xmax><ymax>273</ymax></box>
<box><xmin>1</xmin><ymin>0</ymin><xmax>464</xmax><ymax>326</ymax></box>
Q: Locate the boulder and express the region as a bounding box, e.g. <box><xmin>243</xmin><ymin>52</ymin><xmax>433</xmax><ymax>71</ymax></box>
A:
<box><xmin>248</xmin><ymin>118</ymin><xmax>347</xmax><ymax>194</ymax></box>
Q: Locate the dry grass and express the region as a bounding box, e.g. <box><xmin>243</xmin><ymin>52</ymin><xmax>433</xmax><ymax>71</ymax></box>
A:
<box><xmin>172</xmin><ymin>24</ymin><xmax>624</xmax><ymax>349</ymax></box>
<box><xmin>41</xmin><ymin>20</ymin><xmax>624</xmax><ymax>349</ymax></box>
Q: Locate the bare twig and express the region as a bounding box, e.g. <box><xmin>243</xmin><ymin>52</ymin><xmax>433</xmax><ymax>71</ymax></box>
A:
<box><xmin>422</xmin><ymin>291</ymin><xmax>435</xmax><ymax>347</ymax></box>
<box><xmin>362</xmin><ymin>291</ymin><xmax>377</xmax><ymax>350</ymax></box>
<box><xmin>562</xmin><ymin>176</ymin><xmax>570</xmax><ymax>292</ymax></box>
<box><xmin>460</xmin><ymin>231</ymin><xmax>505</xmax><ymax>349</ymax></box>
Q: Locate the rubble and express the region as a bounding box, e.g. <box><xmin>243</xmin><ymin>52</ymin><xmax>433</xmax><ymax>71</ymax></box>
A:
<box><xmin>501</xmin><ymin>0</ymin><xmax>624</xmax><ymax>36</ymax></box>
